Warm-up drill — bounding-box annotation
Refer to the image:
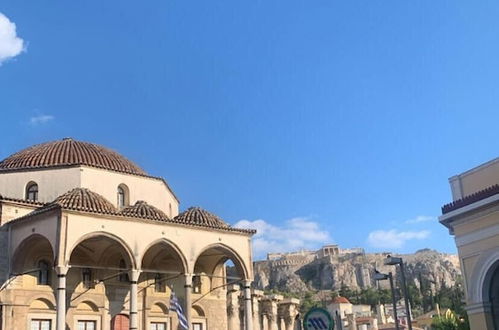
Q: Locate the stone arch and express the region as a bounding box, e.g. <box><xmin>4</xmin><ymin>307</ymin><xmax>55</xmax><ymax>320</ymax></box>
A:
<box><xmin>150</xmin><ymin>301</ymin><xmax>169</xmax><ymax>314</ymax></box>
<box><xmin>193</xmin><ymin>243</ymin><xmax>250</xmax><ymax>280</ymax></box>
<box><xmin>469</xmin><ymin>249</ymin><xmax>499</xmax><ymax>303</ymax></box>
<box><xmin>11</xmin><ymin>234</ymin><xmax>54</xmax><ymax>275</ymax></box>
<box><xmin>192</xmin><ymin>305</ymin><xmax>205</xmax><ymax>317</ymax></box>
<box><xmin>67</xmin><ymin>231</ymin><xmax>137</xmax><ymax>269</ymax></box>
<box><xmin>27</xmin><ymin>295</ymin><xmax>56</xmax><ymax>310</ymax></box>
<box><xmin>76</xmin><ymin>300</ymin><xmax>99</xmax><ymax>312</ymax></box>
<box><xmin>140</xmin><ymin>238</ymin><xmax>188</xmax><ymax>274</ymax></box>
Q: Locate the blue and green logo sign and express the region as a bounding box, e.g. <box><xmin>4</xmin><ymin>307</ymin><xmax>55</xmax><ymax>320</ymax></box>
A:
<box><xmin>303</xmin><ymin>307</ymin><xmax>334</xmax><ymax>330</ymax></box>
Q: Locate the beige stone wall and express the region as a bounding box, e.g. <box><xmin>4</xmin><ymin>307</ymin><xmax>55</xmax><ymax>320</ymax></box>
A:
<box><xmin>449</xmin><ymin>157</ymin><xmax>499</xmax><ymax>199</ymax></box>
<box><xmin>0</xmin><ymin>166</ymin><xmax>179</xmax><ymax>216</ymax></box>
<box><xmin>0</xmin><ymin>167</ymin><xmax>82</xmax><ymax>202</ymax></box>
<box><xmin>80</xmin><ymin>167</ymin><xmax>178</xmax><ymax>216</ymax></box>
<box><xmin>0</xmin><ymin>202</ymin><xmax>37</xmax><ymax>225</ymax></box>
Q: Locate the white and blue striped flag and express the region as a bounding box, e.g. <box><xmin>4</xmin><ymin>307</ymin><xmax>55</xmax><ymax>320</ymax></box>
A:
<box><xmin>170</xmin><ymin>292</ymin><xmax>189</xmax><ymax>330</ymax></box>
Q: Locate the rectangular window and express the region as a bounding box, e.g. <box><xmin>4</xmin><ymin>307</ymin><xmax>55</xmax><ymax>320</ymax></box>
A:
<box><xmin>193</xmin><ymin>323</ymin><xmax>203</xmax><ymax>330</ymax></box>
<box><xmin>150</xmin><ymin>322</ymin><xmax>167</xmax><ymax>330</ymax></box>
<box><xmin>78</xmin><ymin>320</ymin><xmax>96</xmax><ymax>330</ymax></box>
<box><xmin>30</xmin><ymin>319</ymin><xmax>51</xmax><ymax>330</ymax></box>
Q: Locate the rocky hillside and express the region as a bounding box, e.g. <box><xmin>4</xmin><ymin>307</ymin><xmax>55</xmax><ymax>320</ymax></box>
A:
<box><xmin>252</xmin><ymin>249</ymin><xmax>461</xmax><ymax>294</ymax></box>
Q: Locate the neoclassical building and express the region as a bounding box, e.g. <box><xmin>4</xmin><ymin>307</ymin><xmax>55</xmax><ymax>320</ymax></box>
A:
<box><xmin>0</xmin><ymin>138</ymin><xmax>257</xmax><ymax>330</ymax></box>
<box><xmin>440</xmin><ymin>158</ymin><xmax>499</xmax><ymax>329</ymax></box>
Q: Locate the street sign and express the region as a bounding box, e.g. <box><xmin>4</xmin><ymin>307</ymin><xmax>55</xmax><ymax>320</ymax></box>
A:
<box><xmin>303</xmin><ymin>307</ymin><xmax>334</xmax><ymax>330</ymax></box>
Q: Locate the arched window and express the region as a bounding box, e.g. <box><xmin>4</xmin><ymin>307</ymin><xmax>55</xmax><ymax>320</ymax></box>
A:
<box><xmin>118</xmin><ymin>259</ymin><xmax>129</xmax><ymax>282</ymax></box>
<box><xmin>155</xmin><ymin>273</ymin><xmax>166</xmax><ymax>293</ymax></box>
<box><xmin>117</xmin><ymin>184</ymin><xmax>129</xmax><ymax>209</ymax></box>
<box><xmin>37</xmin><ymin>260</ymin><xmax>50</xmax><ymax>285</ymax></box>
<box><xmin>26</xmin><ymin>182</ymin><xmax>39</xmax><ymax>201</ymax></box>
<box><xmin>82</xmin><ymin>268</ymin><xmax>94</xmax><ymax>289</ymax></box>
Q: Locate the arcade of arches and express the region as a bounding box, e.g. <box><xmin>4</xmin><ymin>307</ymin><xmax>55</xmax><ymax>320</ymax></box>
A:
<box><xmin>0</xmin><ymin>138</ymin><xmax>263</xmax><ymax>330</ymax></box>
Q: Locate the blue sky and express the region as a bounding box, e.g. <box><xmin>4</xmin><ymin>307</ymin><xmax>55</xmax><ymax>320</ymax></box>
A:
<box><xmin>1</xmin><ymin>0</ymin><xmax>499</xmax><ymax>259</ymax></box>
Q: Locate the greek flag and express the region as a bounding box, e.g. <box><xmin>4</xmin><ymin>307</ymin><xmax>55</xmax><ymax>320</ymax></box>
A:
<box><xmin>170</xmin><ymin>292</ymin><xmax>189</xmax><ymax>330</ymax></box>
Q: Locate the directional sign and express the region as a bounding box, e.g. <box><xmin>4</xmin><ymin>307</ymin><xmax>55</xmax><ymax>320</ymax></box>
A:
<box><xmin>303</xmin><ymin>307</ymin><xmax>334</xmax><ymax>330</ymax></box>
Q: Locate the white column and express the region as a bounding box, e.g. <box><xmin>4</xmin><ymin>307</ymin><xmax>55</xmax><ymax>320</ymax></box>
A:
<box><xmin>243</xmin><ymin>280</ymin><xmax>253</xmax><ymax>330</ymax></box>
<box><xmin>129</xmin><ymin>270</ymin><xmax>140</xmax><ymax>330</ymax></box>
<box><xmin>55</xmin><ymin>266</ymin><xmax>68</xmax><ymax>330</ymax></box>
<box><xmin>184</xmin><ymin>274</ymin><xmax>192</xmax><ymax>330</ymax></box>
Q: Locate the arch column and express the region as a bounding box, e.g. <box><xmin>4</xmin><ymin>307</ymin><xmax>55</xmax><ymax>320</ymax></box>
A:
<box><xmin>243</xmin><ymin>280</ymin><xmax>253</xmax><ymax>330</ymax></box>
<box><xmin>55</xmin><ymin>265</ymin><xmax>68</xmax><ymax>330</ymax></box>
<box><xmin>129</xmin><ymin>269</ymin><xmax>140</xmax><ymax>330</ymax></box>
<box><xmin>184</xmin><ymin>274</ymin><xmax>192</xmax><ymax>329</ymax></box>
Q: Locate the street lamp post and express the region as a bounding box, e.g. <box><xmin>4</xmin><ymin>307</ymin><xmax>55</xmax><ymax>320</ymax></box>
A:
<box><xmin>374</xmin><ymin>270</ymin><xmax>400</xmax><ymax>330</ymax></box>
<box><xmin>385</xmin><ymin>256</ymin><xmax>413</xmax><ymax>330</ymax></box>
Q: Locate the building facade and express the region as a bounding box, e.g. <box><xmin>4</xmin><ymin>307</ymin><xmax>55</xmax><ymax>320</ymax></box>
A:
<box><xmin>440</xmin><ymin>158</ymin><xmax>499</xmax><ymax>329</ymax></box>
<box><xmin>0</xmin><ymin>138</ymin><xmax>258</xmax><ymax>330</ymax></box>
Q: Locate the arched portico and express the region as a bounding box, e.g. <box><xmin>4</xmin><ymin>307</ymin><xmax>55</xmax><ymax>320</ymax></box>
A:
<box><xmin>66</xmin><ymin>232</ymin><xmax>139</xmax><ymax>330</ymax></box>
<box><xmin>140</xmin><ymin>239</ymin><xmax>188</xmax><ymax>330</ymax></box>
<box><xmin>193</xmin><ymin>243</ymin><xmax>253</xmax><ymax>330</ymax></box>
<box><xmin>11</xmin><ymin>234</ymin><xmax>55</xmax><ymax>277</ymax></box>
<box><xmin>67</xmin><ymin>231</ymin><xmax>137</xmax><ymax>269</ymax></box>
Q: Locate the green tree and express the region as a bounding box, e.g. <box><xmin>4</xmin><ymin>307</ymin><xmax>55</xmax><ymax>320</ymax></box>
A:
<box><xmin>431</xmin><ymin>309</ymin><xmax>469</xmax><ymax>330</ymax></box>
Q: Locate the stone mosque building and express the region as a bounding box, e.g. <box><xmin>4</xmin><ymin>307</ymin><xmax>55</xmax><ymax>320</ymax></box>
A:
<box><xmin>0</xmin><ymin>138</ymin><xmax>300</xmax><ymax>330</ymax></box>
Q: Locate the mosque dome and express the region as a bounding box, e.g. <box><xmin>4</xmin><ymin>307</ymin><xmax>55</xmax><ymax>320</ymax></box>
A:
<box><xmin>173</xmin><ymin>207</ymin><xmax>230</xmax><ymax>229</ymax></box>
<box><xmin>120</xmin><ymin>200</ymin><xmax>170</xmax><ymax>222</ymax></box>
<box><xmin>48</xmin><ymin>187</ymin><xmax>118</xmax><ymax>214</ymax></box>
<box><xmin>0</xmin><ymin>138</ymin><xmax>146</xmax><ymax>175</ymax></box>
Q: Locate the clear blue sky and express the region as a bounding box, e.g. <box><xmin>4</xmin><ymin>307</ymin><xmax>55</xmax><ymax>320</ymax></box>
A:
<box><xmin>1</xmin><ymin>0</ymin><xmax>499</xmax><ymax>259</ymax></box>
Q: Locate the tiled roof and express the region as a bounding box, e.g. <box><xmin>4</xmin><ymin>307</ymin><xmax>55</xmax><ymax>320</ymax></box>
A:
<box><xmin>0</xmin><ymin>195</ymin><xmax>45</xmax><ymax>207</ymax></box>
<box><xmin>441</xmin><ymin>184</ymin><xmax>499</xmax><ymax>214</ymax></box>
<box><xmin>10</xmin><ymin>189</ymin><xmax>254</xmax><ymax>235</ymax></box>
<box><xmin>48</xmin><ymin>187</ymin><xmax>118</xmax><ymax>214</ymax></box>
<box><xmin>174</xmin><ymin>207</ymin><xmax>230</xmax><ymax>228</ymax></box>
<box><xmin>332</xmin><ymin>296</ymin><xmax>351</xmax><ymax>304</ymax></box>
<box><xmin>0</xmin><ymin>138</ymin><xmax>146</xmax><ymax>175</ymax></box>
<box><xmin>119</xmin><ymin>200</ymin><xmax>170</xmax><ymax>221</ymax></box>
<box><xmin>174</xmin><ymin>207</ymin><xmax>256</xmax><ymax>234</ymax></box>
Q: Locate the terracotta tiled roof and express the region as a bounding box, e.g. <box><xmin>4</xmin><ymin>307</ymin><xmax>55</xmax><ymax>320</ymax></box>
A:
<box><xmin>0</xmin><ymin>138</ymin><xmax>146</xmax><ymax>175</ymax></box>
<box><xmin>174</xmin><ymin>207</ymin><xmax>230</xmax><ymax>228</ymax></box>
<box><xmin>48</xmin><ymin>187</ymin><xmax>117</xmax><ymax>214</ymax></box>
<box><xmin>0</xmin><ymin>195</ymin><xmax>45</xmax><ymax>207</ymax></box>
<box><xmin>119</xmin><ymin>200</ymin><xmax>170</xmax><ymax>221</ymax></box>
<box><xmin>332</xmin><ymin>296</ymin><xmax>351</xmax><ymax>304</ymax></box>
<box><xmin>173</xmin><ymin>207</ymin><xmax>256</xmax><ymax>234</ymax></box>
<box><xmin>441</xmin><ymin>184</ymin><xmax>499</xmax><ymax>214</ymax></box>
<box><xmin>10</xmin><ymin>189</ymin><xmax>254</xmax><ymax>235</ymax></box>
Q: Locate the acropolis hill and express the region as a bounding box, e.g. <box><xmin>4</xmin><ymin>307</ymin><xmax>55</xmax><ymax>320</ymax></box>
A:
<box><xmin>252</xmin><ymin>245</ymin><xmax>461</xmax><ymax>294</ymax></box>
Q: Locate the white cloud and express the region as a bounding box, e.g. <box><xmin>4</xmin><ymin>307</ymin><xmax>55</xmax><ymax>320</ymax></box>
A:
<box><xmin>29</xmin><ymin>114</ymin><xmax>54</xmax><ymax>125</ymax></box>
<box><xmin>405</xmin><ymin>215</ymin><xmax>435</xmax><ymax>224</ymax></box>
<box><xmin>367</xmin><ymin>229</ymin><xmax>430</xmax><ymax>249</ymax></box>
<box><xmin>234</xmin><ymin>217</ymin><xmax>331</xmax><ymax>260</ymax></box>
<box><xmin>0</xmin><ymin>13</ymin><xmax>25</xmax><ymax>65</ymax></box>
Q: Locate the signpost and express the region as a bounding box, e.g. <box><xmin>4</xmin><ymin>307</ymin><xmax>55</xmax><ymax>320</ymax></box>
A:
<box><xmin>303</xmin><ymin>307</ymin><xmax>334</xmax><ymax>330</ymax></box>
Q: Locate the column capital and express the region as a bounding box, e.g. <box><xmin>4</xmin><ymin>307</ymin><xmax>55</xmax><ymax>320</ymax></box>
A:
<box><xmin>55</xmin><ymin>265</ymin><xmax>69</xmax><ymax>276</ymax></box>
<box><xmin>128</xmin><ymin>269</ymin><xmax>141</xmax><ymax>282</ymax></box>
<box><xmin>243</xmin><ymin>279</ymin><xmax>252</xmax><ymax>288</ymax></box>
<box><xmin>184</xmin><ymin>273</ymin><xmax>193</xmax><ymax>286</ymax></box>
